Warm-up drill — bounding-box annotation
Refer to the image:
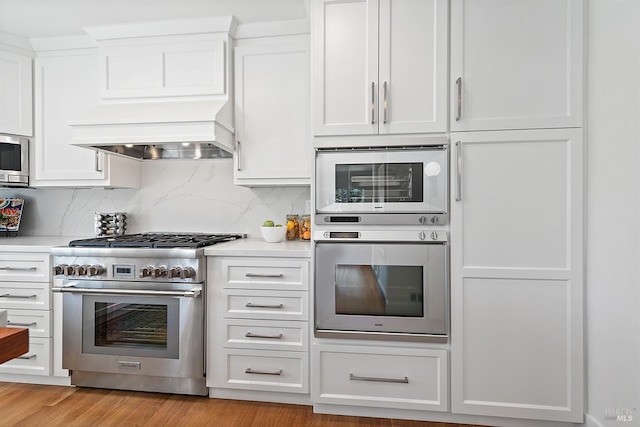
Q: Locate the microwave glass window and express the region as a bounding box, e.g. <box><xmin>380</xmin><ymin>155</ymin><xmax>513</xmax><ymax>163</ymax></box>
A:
<box><xmin>335</xmin><ymin>264</ymin><xmax>424</xmax><ymax>317</ymax></box>
<box><xmin>93</xmin><ymin>302</ymin><xmax>168</xmax><ymax>350</ymax></box>
<box><xmin>0</xmin><ymin>144</ymin><xmax>21</xmax><ymax>171</ymax></box>
<box><xmin>335</xmin><ymin>162</ymin><xmax>424</xmax><ymax>204</ymax></box>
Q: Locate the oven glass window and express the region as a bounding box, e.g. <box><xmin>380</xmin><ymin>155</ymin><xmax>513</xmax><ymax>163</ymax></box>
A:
<box><xmin>335</xmin><ymin>163</ymin><xmax>424</xmax><ymax>204</ymax></box>
<box><xmin>94</xmin><ymin>302</ymin><xmax>168</xmax><ymax>350</ymax></box>
<box><xmin>0</xmin><ymin>144</ymin><xmax>21</xmax><ymax>171</ymax></box>
<box><xmin>335</xmin><ymin>264</ymin><xmax>424</xmax><ymax>317</ymax></box>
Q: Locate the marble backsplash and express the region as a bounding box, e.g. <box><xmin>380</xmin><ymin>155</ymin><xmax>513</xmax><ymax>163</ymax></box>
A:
<box><xmin>0</xmin><ymin>159</ymin><xmax>310</xmax><ymax>238</ymax></box>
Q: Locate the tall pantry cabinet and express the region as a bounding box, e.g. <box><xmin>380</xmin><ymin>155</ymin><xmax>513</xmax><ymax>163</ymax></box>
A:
<box><xmin>449</xmin><ymin>0</ymin><xmax>585</xmax><ymax>423</ymax></box>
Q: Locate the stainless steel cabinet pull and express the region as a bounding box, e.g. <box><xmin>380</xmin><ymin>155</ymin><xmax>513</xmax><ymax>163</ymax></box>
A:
<box><xmin>455</xmin><ymin>141</ymin><xmax>463</xmax><ymax>201</ymax></box>
<box><xmin>245</xmin><ymin>302</ymin><xmax>284</xmax><ymax>309</ymax></box>
<box><xmin>349</xmin><ymin>373</ymin><xmax>409</xmax><ymax>384</ymax></box>
<box><xmin>0</xmin><ymin>294</ymin><xmax>36</xmax><ymax>299</ymax></box>
<box><xmin>235</xmin><ymin>141</ymin><xmax>241</xmax><ymax>171</ymax></box>
<box><xmin>383</xmin><ymin>81</ymin><xmax>388</xmax><ymax>123</ymax></box>
<box><xmin>7</xmin><ymin>321</ymin><xmax>37</xmax><ymax>327</ymax></box>
<box><xmin>245</xmin><ymin>367</ymin><xmax>282</xmax><ymax>376</ymax></box>
<box><xmin>245</xmin><ymin>273</ymin><xmax>284</xmax><ymax>278</ymax></box>
<box><xmin>17</xmin><ymin>354</ymin><xmax>36</xmax><ymax>360</ymax></box>
<box><xmin>52</xmin><ymin>286</ymin><xmax>201</xmax><ymax>298</ymax></box>
<box><xmin>455</xmin><ymin>77</ymin><xmax>462</xmax><ymax>121</ymax></box>
<box><xmin>245</xmin><ymin>332</ymin><xmax>283</xmax><ymax>339</ymax></box>
<box><xmin>371</xmin><ymin>81</ymin><xmax>376</xmax><ymax>124</ymax></box>
<box><xmin>95</xmin><ymin>152</ymin><xmax>103</xmax><ymax>172</ymax></box>
<box><xmin>0</xmin><ymin>266</ymin><xmax>37</xmax><ymax>271</ymax></box>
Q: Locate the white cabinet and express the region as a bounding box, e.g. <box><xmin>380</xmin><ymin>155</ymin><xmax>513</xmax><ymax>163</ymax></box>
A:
<box><xmin>450</xmin><ymin>0</ymin><xmax>584</xmax><ymax>131</ymax></box>
<box><xmin>312</xmin><ymin>0</ymin><xmax>448</xmax><ymax>136</ymax></box>
<box><xmin>312</xmin><ymin>344</ymin><xmax>448</xmax><ymax>412</ymax></box>
<box><xmin>234</xmin><ymin>36</ymin><xmax>311</xmax><ymax>186</ymax></box>
<box><xmin>449</xmin><ymin>128</ymin><xmax>584</xmax><ymax>422</ymax></box>
<box><xmin>32</xmin><ymin>52</ymin><xmax>140</xmax><ymax>188</ymax></box>
<box><xmin>207</xmin><ymin>255</ymin><xmax>310</xmax><ymax>396</ymax></box>
<box><xmin>0</xmin><ymin>50</ymin><xmax>33</xmax><ymax>136</ymax></box>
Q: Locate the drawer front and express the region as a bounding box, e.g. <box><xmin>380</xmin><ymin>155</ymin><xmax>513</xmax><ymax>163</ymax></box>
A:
<box><xmin>0</xmin><ymin>253</ymin><xmax>50</xmax><ymax>282</ymax></box>
<box><xmin>221</xmin><ymin>258</ymin><xmax>309</xmax><ymax>291</ymax></box>
<box><xmin>224</xmin><ymin>289</ymin><xmax>308</xmax><ymax>321</ymax></box>
<box><xmin>0</xmin><ymin>337</ymin><xmax>51</xmax><ymax>376</ymax></box>
<box><xmin>5</xmin><ymin>309</ymin><xmax>51</xmax><ymax>338</ymax></box>
<box><xmin>223</xmin><ymin>318</ymin><xmax>308</xmax><ymax>352</ymax></box>
<box><xmin>214</xmin><ymin>348</ymin><xmax>308</xmax><ymax>393</ymax></box>
<box><xmin>313</xmin><ymin>345</ymin><xmax>448</xmax><ymax>411</ymax></box>
<box><xmin>0</xmin><ymin>282</ymin><xmax>51</xmax><ymax>310</ymax></box>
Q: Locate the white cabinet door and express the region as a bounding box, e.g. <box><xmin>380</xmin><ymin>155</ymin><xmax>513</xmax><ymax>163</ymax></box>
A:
<box><xmin>313</xmin><ymin>0</ymin><xmax>447</xmax><ymax>136</ymax></box>
<box><xmin>32</xmin><ymin>54</ymin><xmax>140</xmax><ymax>188</ymax></box>
<box><xmin>234</xmin><ymin>37</ymin><xmax>311</xmax><ymax>186</ymax></box>
<box><xmin>449</xmin><ymin>129</ymin><xmax>584</xmax><ymax>422</ymax></box>
<box><xmin>0</xmin><ymin>50</ymin><xmax>33</xmax><ymax>136</ymax></box>
<box><xmin>450</xmin><ymin>0</ymin><xmax>584</xmax><ymax>131</ymax></box>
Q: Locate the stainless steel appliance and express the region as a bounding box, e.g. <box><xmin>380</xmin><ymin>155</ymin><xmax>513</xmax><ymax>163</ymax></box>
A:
<box><xmin>51</xmin><ymin>232</ymin><xmax>244</xmax><ymax>396</ymax></box>
<box><xmin>0</xmin><ymin>134</ymin><xmax>29</xmax><ymax>187</ymax></box>
<box><xmin>315</xmin><ymin>145</ymin><xmax>447</xmax><ymax>225</ymax></box>
<box><xmin>314</xmin><ymin>229</ymin><xmax>448</xmax><ymax>343</ymax></box>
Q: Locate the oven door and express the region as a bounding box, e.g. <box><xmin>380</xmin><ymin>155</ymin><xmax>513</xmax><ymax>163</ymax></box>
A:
<box><xmin>315</xmin><ymin>240</ymin><xmax>447</xmax><ymax>342</ymax></box>
<box><xmin>315</xmin><ymin>147</ymin><xmax>447</xmax><ymax>221</ymax></box>
<box><xmin>58</xmin><ymin>282</ymin><xmax>204</xmax><ymax>379</ymax></box>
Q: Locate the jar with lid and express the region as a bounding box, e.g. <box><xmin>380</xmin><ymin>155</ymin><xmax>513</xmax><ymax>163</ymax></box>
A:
<box><xmin>285</xmin><ymin>214</ymin><xmax>299</xmax><ymax>240</ymax></box>
<box><xmin>299</xmin><ymin>214</ymin><xmax>311</xmax><ymax>240</ymax></box>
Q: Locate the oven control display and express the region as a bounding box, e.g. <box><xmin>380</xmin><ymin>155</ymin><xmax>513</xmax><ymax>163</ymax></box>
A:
<box><xmin>113</xmin><ymin>264</ymin><xmax>136</xmax><ymax>279</ymax></box>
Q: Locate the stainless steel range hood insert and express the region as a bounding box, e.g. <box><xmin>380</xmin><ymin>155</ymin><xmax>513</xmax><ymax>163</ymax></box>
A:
<box><xmin>69</xmin><ymin>99</ymin><xmax>234</xmax><ymax>160</ymax></box>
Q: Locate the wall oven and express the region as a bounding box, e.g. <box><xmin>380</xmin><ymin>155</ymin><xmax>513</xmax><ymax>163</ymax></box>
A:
<box><xmin>0</xmin><ymin>134</ymin><xmax>29</xmax><ymax>187</ymax></box>
<box><xmin>314</xmin><ymin>230</ymin><xmax>448</xmax><ymax>343</ymax></box>
<box><xmin>315</xmin><ymin>145</ymin><xmax>447</xmax><ymax>225</ymax></box>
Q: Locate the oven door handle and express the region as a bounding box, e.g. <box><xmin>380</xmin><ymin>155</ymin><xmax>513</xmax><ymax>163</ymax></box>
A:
<box><xmin>51</xmin><ymin>286</ymin><xmax>201</xmax><ymax>298</ymax></box>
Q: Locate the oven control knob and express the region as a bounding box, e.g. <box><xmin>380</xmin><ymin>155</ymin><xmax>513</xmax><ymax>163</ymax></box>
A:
<box><xmin>168</xmin><ymin>266</ymin><xmax>182</xmax><ymax>279</ymax></box>
<box><xmin>53</xmin><ymin>264</ymin><xmax>67</xmax><ymax>275</ymax></box>
<box><xmin>418</xmin><ymin>231</ymin><xmax>426</xmax><ymax>241</ymax></box>
<box><xmin>74</xmin><ymin>265</ymin><xmax>87</xmax><ymax>276</ymax></box>
<box><xmin>179</xmin><ymin>267</ymin><xmax>195</xmax><ymax>279</ymax></box>
<box><xmin>87</xmin><ymin>265</ymin><xmax>104</xmax><ymax>276</ymax></box>
<box><xmin>140</xmin><ymin>265</ymin><xmax>155</xmax><ymax>278</ymax></box>
<box><xmin>152</xmin><ymin>266</ymin><xmax>167</xmax><ymax>278</ymax></box>
<box><xmin>63</xmin><ymin>264</ymin><xmax>78</xmax><ymax>276</ymax></box>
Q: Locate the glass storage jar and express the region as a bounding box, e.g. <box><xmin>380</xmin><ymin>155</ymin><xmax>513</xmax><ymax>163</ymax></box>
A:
<box><xmin>299</xmin><ymin>214</ymin><xmax>311</xmax><ymax>240</ymax></box>
<box><xmin>285</xmin><ymin>214</ymin><xmax>299</xmax><ymax>240</ymax></box>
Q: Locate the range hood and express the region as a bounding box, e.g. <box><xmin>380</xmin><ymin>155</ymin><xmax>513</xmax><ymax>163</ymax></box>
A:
<box><xmin>69</xmin><ymin>99</ymin><xmax>234</xmax><ymax>160</ymax></box>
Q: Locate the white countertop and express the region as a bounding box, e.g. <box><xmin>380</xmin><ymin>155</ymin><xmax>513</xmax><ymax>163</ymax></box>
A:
<box><xmin>0</xmin><ymin>235</ymin><xmax>86</xmax><ymax>252</ymax></box>
<box><xmin>203</xmin><ymin>237</ymin><xmax>311</xmax><ymax>258</ymax></box>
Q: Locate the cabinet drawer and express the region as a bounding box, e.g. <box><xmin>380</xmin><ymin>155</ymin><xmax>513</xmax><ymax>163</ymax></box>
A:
<box><xmin>0</xmin><ymin>254</ymin><xmax>50</xmax><ymax>282</ymax></box>
<box><xmin>223</xmin><ymin>289</ymin><xmax>308</xmax><ymax>321</ymax></box>
<box><xmin>214</xmin><ymin>348</ymin><xmax>308</xmax><ymax>393</ymax></box>
<box><xmin>313</xmin><ymin>344</ymin><xmax>448</xmax><ymax>411</ymax></box>
<box><xmin>0</xmin><ymin>337</ymin><xmax>51</xmax><ymax>376</ymax></box>
<box><xmin>5</xmin><ymin>309</ymin><xmax>51</xmax><ymax>338</ymax></box>
<box><xmin>221</xmin><ymin>258</ymin><xmax>309</xmax><ymax>291</ymax></box>
<box><xmin>0</xmin><ymin>282</ymin><xmax>51</xmax><ymax>310</ymax></box>
<box><xmin>223</xmin><ymin>318</ymin><xmax>308</xmax><ymax>352</ymax></box>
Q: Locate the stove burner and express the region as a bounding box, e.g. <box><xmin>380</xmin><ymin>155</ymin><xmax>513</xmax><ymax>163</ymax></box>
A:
<box><xmin>68</xmin><ymin>233</ymin><xmax>244</xmax><ymax>249</ymax></box>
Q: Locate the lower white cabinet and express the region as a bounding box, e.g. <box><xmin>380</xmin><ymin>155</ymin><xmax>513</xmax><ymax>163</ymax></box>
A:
<box><xmin>207</xmin><ymin>254</ymin><xmax>310</xmax><ymax>396</ymax></box>
<box><xmin>0</xmin><ymin>337</ymin><xmax>51</xmax><ymax>376</ymax></box>
<box><xmin>312</xmin><ymin>344</ymin><xmax>448</xmax><ymax>412</ymax></box>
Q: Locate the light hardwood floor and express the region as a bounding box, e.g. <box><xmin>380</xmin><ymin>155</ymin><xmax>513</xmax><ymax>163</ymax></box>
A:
<box><xmin>0</xmin><ymin>382</ymin><xmax>486</xmax><ymax>427</ymax></box>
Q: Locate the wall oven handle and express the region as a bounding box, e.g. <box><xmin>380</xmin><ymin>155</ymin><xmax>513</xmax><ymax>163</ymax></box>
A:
<box><xmin>245</xmin><ymin>367</ymin><xmax>283</xmax><ymax>376</ymax></box>
<box><xmin>51</xmin><ymin>286</ymin><xmax>201</xmax><ymax>298</ymax></box>
<box><xmin>245</xmin><ymin>302</ymin><xmax>283</xmax><ymax>309</ymax></box>
<box><xmin>245</xmin><ymin>273</ymin><xmax>283</xmax><ymax>278</ymax></box>
<box><xmin>0</xmin><ymin>266</ymin><xmax>37</xmax><ymax>271</ymax></box>
<box><xmin>349</xmin><ymin>373</ymin><xmax>409</xmax><ymax>384</ymax></box>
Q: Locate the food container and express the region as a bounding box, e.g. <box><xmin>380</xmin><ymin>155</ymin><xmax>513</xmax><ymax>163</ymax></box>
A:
<box><xmin>260</xmin><ymin>226</ymin><xmax>286</xmax><ymax>243</ymax></box>
<box><xmin>299</xmin><ymin>214</ymin><xmax>311</xmax><ymax>240</ymax></box>
<box><xmin>285</xmin><ymin>214</ymin><xmax>299</xmax><ymax>240</ymax></box>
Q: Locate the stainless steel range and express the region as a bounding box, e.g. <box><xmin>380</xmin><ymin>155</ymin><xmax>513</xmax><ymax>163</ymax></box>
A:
<box><xmin>51</xmin><ymin>232</ymin><xmax>244</xmax><ymax>396</ymax></box>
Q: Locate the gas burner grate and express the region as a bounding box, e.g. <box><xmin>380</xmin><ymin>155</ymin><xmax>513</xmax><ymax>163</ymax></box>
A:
<box><xmin>68</xmin><ymin>233</ymin><xmax>244</xmax><ymax>249</ymax></box>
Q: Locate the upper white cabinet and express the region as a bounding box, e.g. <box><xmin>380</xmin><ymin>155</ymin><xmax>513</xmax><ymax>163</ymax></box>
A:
<box><xmin>312</xmin><ymin>0</ymin><xmax>448</xmax><ymax>136</ymax></box>
<box><xmin>0</xmin><ymin>50</ymin><xmax>33</xmax><ymax>136</ymax></box>
<box><xmin>234</xmin><ymin>35</ymin><xmax>311</xmax><ymax>186</ymax></box>
<box><xmin>450</xmin><ymin>0</ymin><xmax>584</xmax><ymax>131</ymax></box>
<box><xmin>449</xmin><ymin>128</ymin><xmax>584</xmax><ymax>422</ymax></box>
<box><xmin>32</xmin><ymin>52</ymin><xmax>140</xmax><ymax>188</ymax></box>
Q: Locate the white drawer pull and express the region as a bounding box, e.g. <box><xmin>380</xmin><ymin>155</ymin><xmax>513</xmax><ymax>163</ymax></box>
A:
<box><xmin>245</xmin><ymin>367</ymin><xmax>282</xmax><ymax>376</ymax></box>
<box><xmin>0</xmin><ymin>266</ymin><xmax>37</xmax><ymax>271</ymax></box>
<box><xmin>16</xmin><ymin>354</ymin><xmax>36</xmax><ymax>360</ymax></box>
<box><xmin>245</xmin><ymin>273</ymin><xmax>284</xmax><ymax>278</ymax></box>
<box><xmin>245</xmin><ymin>302</ymin><xmax>284</xmax><ymax>309</ymax></box>
<box><xmin>7</xmin><ymin>321</ymin><xmax>37</xmax><ymax>327</ymax></box>
<box><xmin>245</xmin><ymin>332</ymin><xmax>283</xmax><ymax>339</ymax></box>
<box><xmin>0</xmin><ymin>294</ymin><xmax>37</xmax><ymax>299</ymax></box>
<box><xmin>349</xmin><ymin>373</ymin><xmax>409</xmax><ymax>384</ymax></box>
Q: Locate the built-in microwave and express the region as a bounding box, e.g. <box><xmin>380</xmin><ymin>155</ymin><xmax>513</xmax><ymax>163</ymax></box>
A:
<box><xmin>314</xmin><ymin>229</ymin><xmax>448</xmax><ymax>343</ymax></box>
<box><xmin>0</xmin><ymin>134</ymin><xmax>29</xmax><ymax>187</ymax></box>
<box><xmin>315</xmin><ymin>146</ymin><xmax>447</xmax><ymax>225</ymax></box>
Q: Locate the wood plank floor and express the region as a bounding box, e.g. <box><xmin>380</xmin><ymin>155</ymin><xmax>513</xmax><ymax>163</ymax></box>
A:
<box><xmin>0</xmin><ymin>382</ymin><xmax>486</xmax><ymax>427</ymax></box>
